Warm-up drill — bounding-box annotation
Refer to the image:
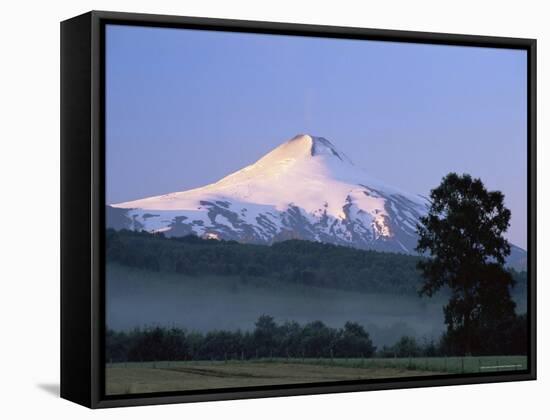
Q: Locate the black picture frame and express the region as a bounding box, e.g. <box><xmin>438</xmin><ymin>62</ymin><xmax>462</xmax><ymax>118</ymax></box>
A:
<box><xmin>60</xmin><ymin>10</ymin><xmax>537</xmax><ymax>409</ymax></box>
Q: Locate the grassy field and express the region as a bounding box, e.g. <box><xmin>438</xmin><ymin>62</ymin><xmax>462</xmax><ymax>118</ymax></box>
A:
<box><xmin>105</xmin><ymin>356</ymin><xmax>526</xmax><ymax>395</ymax></box>
<box><xmin>275</xmin><ymin>355</ymin><xmax>527</xmax><ymax>374</ymax></box>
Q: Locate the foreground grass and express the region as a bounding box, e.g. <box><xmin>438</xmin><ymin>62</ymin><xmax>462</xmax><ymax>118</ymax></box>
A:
<box><xmin>105</xmin><ymin>356</ymin><xmax>526</xmax><ymax>395</ymax></box>
<box><xmin>106</xmin><ymin>361</ymin><xmax>439</xmax><ymax>395</ymax></box>
<box><xmin>266</xmin><ymin>355</ymin><xmax>527</xmax><ymax>374</ymax></box>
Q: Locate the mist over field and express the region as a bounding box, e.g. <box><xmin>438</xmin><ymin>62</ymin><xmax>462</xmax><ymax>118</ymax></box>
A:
<box><xmin>106</xmin><ymin>264</ymin><xmax>446</xmax><ymax>347</ymax></box>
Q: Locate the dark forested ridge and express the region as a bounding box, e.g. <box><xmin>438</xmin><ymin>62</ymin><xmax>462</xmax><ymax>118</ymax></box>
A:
<box><xmin>106</xmin><ymin>229</ymin><xmax>527</xmax><ymax>298</ymax></box>
<box><xmin>107</xmin><ymin>229</ymin><xmax>425</xmax><ymax>295</ymax></box>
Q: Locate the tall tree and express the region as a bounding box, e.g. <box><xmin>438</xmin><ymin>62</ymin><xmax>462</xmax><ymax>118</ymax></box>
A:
<box><xmin>416</xmin><ymin>173</ymin><xmax>516</xmax><ymax>355</ymax></box>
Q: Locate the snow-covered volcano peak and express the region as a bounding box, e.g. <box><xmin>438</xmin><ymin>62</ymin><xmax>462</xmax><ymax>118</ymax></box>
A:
<box><xmin>260</xmin><ymin>134</ymin><xmax>352</xmax><ymax>165</ymax></box>
<box><xmin>109</xmin><ymin>133</ymin><xmax>433</xmax><ymax>254</ymax></box>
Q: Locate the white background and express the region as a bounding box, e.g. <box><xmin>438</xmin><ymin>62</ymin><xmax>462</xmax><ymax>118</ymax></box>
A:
<box><xmin>0</xmin><ymin>0</ymin><xmax>547</xmax><ymax>418</ymax></box>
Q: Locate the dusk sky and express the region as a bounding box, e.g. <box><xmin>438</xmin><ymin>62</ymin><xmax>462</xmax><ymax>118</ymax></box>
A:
<box><xmin>105</xmin><ymin>24</ymin><xmax>527</xmax><ymax>248</ymax></box>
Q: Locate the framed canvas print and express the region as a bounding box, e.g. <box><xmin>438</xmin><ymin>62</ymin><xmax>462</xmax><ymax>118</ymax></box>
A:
<box><xmin>60</xmin><ymin>11</ymin><xmax>536</xmax><ymax>408</ymax></box>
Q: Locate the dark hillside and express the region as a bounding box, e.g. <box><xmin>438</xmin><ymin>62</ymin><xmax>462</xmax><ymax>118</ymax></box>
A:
<box><xmin>106</xmin><ymin>229</ymin><xmax>526</xmax><ymax>299</ymax></box>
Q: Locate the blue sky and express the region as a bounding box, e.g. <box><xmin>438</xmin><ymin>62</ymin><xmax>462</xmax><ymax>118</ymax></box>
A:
<box><xmin>105</xmin><ymin>24</ymin><xmax>527</xmax><ymax>248</ymax></box>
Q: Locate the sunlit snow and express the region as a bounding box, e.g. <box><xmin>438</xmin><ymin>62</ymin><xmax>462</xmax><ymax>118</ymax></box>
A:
<box><xmin>112</xmin><ymin>134</ymin><xmax>429</xmax><ymax>251</ymax></box>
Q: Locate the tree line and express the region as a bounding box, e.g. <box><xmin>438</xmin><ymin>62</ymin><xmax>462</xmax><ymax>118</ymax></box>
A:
<box><xmin>106</xmin><ymin>314</ymin><xmax>527</xmax><ymax>363</ymax></box>
<box><xmin>106</xmin><ymin>315</ymin><xmax>377</xmax><ymax>363</ymax></box>
<box><xmin>106</xmin><ymin>229</ymin><xmax>526</xmax><ymax>297</ymax></box>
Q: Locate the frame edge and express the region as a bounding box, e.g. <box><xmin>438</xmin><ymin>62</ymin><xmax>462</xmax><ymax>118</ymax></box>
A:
<box><xmin>60</xmin><ymin>11</ymin><xmax>94</xmax><ymax>408</ymax></box>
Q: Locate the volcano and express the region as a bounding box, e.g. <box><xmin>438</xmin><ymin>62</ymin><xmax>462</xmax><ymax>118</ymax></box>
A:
<box><xmin>107</xmin><ymin>134</ymin><xmax>433</xmax><ymax>254</ymax></box>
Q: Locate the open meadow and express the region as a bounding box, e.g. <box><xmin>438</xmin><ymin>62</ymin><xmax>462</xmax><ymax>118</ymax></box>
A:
<box><xmin>106</xmin><ymin>356</ymin><xmax>527</xmax><ymax>395</ymax></box>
